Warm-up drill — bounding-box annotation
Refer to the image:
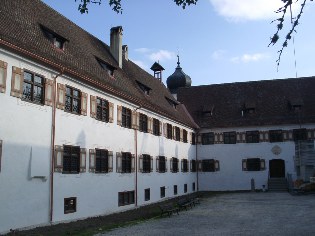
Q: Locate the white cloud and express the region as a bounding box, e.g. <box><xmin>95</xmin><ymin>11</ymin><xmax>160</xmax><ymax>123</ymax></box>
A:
<box><xmin>231</xmin><ymin>53</ymin><xmax>269</xmax><ymax>63</ymax></box>
<box><xmin>211</xmin><ymin>50</ymin><xmax>227</xmax><ymax>60</ymax></box>
<box><xmin>209</xmin><ymin>0</ymin><xmax>298</xmax><ymax>21</ymax></box>
<box><xmin>134</xmin><ymin>48</ymin><xmax>151</xmax><ymax>53</ymax></box>
<box><xmin>132</xmin><ymin>60</ymin><xmax>148</xmax><ymax>70</ymax></box>
<box><xmin>149</xmin><ymin>50</ymin><xmax>176</xmax><ymax>62</ymax></box>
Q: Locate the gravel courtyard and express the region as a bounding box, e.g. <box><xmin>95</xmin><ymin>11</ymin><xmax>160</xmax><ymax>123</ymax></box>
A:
<box><xmin>98</xmin><ymin>192</ymin><xmax>315</xmax><ymax>236</ymax></box>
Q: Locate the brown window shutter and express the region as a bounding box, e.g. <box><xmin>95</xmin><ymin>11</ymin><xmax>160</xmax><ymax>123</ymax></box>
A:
<box><xmin>117</xmin><ymin>105</ymin><xmax>122</xmax><ymax>126</ymax></box>
<box><xmin>189</xmin><ymin>132</ymin><xmax>193</xmax><ymax>144</ymax></box>
<box><xmin>159</xmin><ymin>121</ymin><xmax>162</xmax><ymax>136</ymax></box>
<box><xmin>0</xmin><ymin>140</ymin><xmax>3</xmax><ymax>172</ymax></box>
<box><xmin>132</xmin><ymin>111</ymin><xmax>139</xmax><ymax>130</ymax></box>
<box><xmin>165</xmin><ymin>157</ymin><xmax>168</xmax><ymax>172</ymax></box>
<box><xmin>0</xmin><ymin>60</ymin><xmax>8</xmax><ymax>93</ymax></box>
<box><xmin>156</xmin><ymin>156</ymin><xmax>159</xmax><ymax>172</ymax></box>
<box><xmin>109</xmin><ymin>102</ymin><xmax>114</xmax><ymax>123</ymax></box>
<box><xmin>148</xmin><ymin>117</ymin><xmax>153</xmax><ymax>134</ymax></box>
<box><xmin>90</xmin><ymin>95</ymin><xmax>96</xmax><ymax>118</ymax></box>
<box><xmin>108</xmin><ymin>151</ymin><xmax>113</xmax><ymax>172</ymax></box>
<box><xmin>54</xmin><ymin>145</ymin><xmax>64</xmax><ymax>172</ymax></box>
<box><xmin>215</xmin><ymin>160</ymin><xmax>220</xmax><ymax>171</ymax></box>
<box><xmin>288</xmin><ymin>130</ymin><xmax>293</xmax><ymax>140</ymax></box>
<box><xmin>80</xmin><ymin>92</ymin><xmax>88</xmax><ymax>116</ymax></box>
<box><xmin>80</xmin><ymin>148</ymin><xmax>86</xmax><ymax>172</ymax></box>
<box><xmin>197</xmin><ymin>134</ymin><xmax>202</xmax><ymax>144</ymax></box>
<box><xmin>190</xmin><ymin>160</ymin><xmax>193</xmax><ymax>171</ymax></box>
<box><xmin>163</xmin><ymin>123</ymin><xmax>167</xmax><ymax>137</ymax></box>
<box><xmin>259</xmin><ymin>132</ymin><xmax>264</xmax><ymax>142</ymax></box>
<box><xmin>10</xmin><ymin>66</ymin><xmax>24</xmax><ymax>98</ymax></box>
<box><xmin>89</xmin><ymin>149</ymin><xmax>96</xmax><ymax>172</ymax></box>
<box><xmin>197</xmin><ymin>160</ymin><xmax>202</xmax><ymax>171</ymax></box>
<box><xmin>260</xmin><ymin>159</ymin><xmax>265</xmax><ymax>170</ymax></box>
<box><xmin>116</xmin><ymin>152</ymin><xmax>122</xmax><ymax>173</ymax></box>
<box><xmin>180</xmin><ymin>129</ymin><xmax>183</xmax><ymax>142</ymax></box>
<box><xmin>44</xmin><ymin>79</ymin><xmax>54</xmax><ymax>106</ymax></box>
<box><xmin>181</xmin><ymin>159</ymin><xmax>184</xmax><ymax>172</ymax></box>
<box><xmin>150</xmin><ymin>156</ymin><xmax>153</xmax><ymax>172</ymax></box>
<box><xmin>172</xmin><ymin>126</ymin><xmax>176</xmax><ymax>140</ymax></box>
<box><xmin>131</xmin><ymin>154</ymin><xmax>135</xmax><ymax>172</ymax></box>
<box><xmin>138</xmin><ymin>155</ymin><xmax>143</xmax><ymax>172</ymax></box>
<box><xmin>56</xmin><ymin>83</ymin><xmax>66</xmax><ymax>110</ymax></box>
<box><xmin>170</xmin><ymin>158</ymin><xmax>173</xmax><ymax>172</ymax></box>
<box><xmin>242</xmin><ymin>159</ymin><xmax>247</xmax><ymax>171</ymax></box>
<box><xmin>236</xmin><ymin>132</ymin><xmax>241</xmax><ymax>142</ymax></box>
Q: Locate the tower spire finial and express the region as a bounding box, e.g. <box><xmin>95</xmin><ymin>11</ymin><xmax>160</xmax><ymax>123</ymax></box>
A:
<box><xmin>177</xmin><ymin>54</ymin><xmax>180</xmax><ymax>67</ymax></box>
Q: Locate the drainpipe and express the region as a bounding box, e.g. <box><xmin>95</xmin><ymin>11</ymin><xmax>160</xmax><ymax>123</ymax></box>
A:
<box><xmin>133</xmin><ymin>106</ymin><xmax>141</xmax><ymax>207</ymax></box>
<box><xmin>50</xmin><ymin>69</ymin><xmax>64</xmax><ymax>223</ymax></box>
<box><xmin>196</xmin><ymin>130</ymin><xmax>199</xmax><ymax>192</ymax></box>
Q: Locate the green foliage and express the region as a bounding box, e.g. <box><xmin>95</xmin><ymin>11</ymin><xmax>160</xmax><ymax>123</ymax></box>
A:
<box><xmin>75</xmin><ymin>0</ymin><xmax>198</xmax><ymax>14</ymax></box>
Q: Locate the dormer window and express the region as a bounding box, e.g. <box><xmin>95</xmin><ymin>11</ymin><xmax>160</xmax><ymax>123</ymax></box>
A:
<box><xmin>96</xmin><ymin>58</ymin><xmax>115</xmax><ymax>76</ymax></box>
<box><xmin>202</xmin><ymin>105</ymin><xmax>214</xmax><ymax>117</ymax></box>
<box><xmin>41</xmin><ymin>25</ymin><xmax>66</xmax><ymax>50</ymax></box>
<box><xmin>165</xmin><ymin>97</ymin><xmax>178</xmax><ymax>109</ymax></box>
<box><xmin>243</xmin><ymin>101</ymin><xmax>256</xmax><ymax>115</ymax></box>
<box><xmin>136</xmin><ymin>81</ymin><xmax>151</xmax><ymax>95</ymax></box>
<box><xmin>289</xmin><ymin>98</ymin><xmax>303</xmax><ymax>112</ymax></box>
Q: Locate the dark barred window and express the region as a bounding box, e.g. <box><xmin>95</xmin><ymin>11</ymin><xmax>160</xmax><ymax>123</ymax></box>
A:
<box><xmin>160</xmin><ymin>186</ymin><xmax>165</xmax><ymax>198</ymax></box>
<box><xmin>191</xmin><ymin>160</ymin><xmax>196</xmax><ymax>172</ymax></box>
<box><xmin>245</xmin><ymin>158</ymin><xmax>261</xmax><ymax>171</ymax></box>
<box><xmin>171</xmin><ymin>157</ymin><xmax>179</xmax><ymax>173</ymax></box>
<box><xmin>246</xmin><ymin>131</ymin><xmax>259</xmax><ymax>143</ymax></box>
<box><xmin>153</xmin><ymin>118</ymin><xmax>160</xmax><ymax>136</ymax></box>
<box><xmin>184</xmin><ymin>184</ymin><xmax>188</xmax><ymax>193</ymax></box>
<box><xmin>22</xmin><ymin>71</ymin><xmax>44</xmax><ymax>104</ymax></box>
<box><xmin>63</xmin><ymin>145</ymin><xmax>80</xmax><ymax>173</ymax></box>
<box><xmin>175</xmin><ymin>127</ymin><xmax>180</xmax><ymax>141</ymax></box>
<box><xmin>182</xmin><ymin>159</ymin><xmax>188</xmax><ymax>172</ymax></box>
<box><xmin>224</xmin><ymin>131</ymin><xmax>236</xmax><ymax>144</ymax></box>
<box><xmin>293</xmin><ymin>128</ymin><xmax>307</xmax><ymax>141</ymax></box>
<box><xmin>122</xmin><ymin>152</ymin><xmax>132</xmax><ymax>173</ymax></box>
<box><xmin>192</xmin><ymin>133</ymin><xmax>196</xmax><ymax>145</ymax></box>
<box><xmin>118</xmin><ymin>191</ymin><xmax>135</xmax><ymax>206</ymax></box>
<box><xmin>96</xmin><ymin>149</ymin><xmax>108</xmax><ymax>173</ymax></box>
<box><xmin>167</xmin><ymin>124</ymin><xmax>172</xmax><ymax>139</ymax></box>
<box><xmin>144</xmin><ymin>188</ymin><xmax>150</xmax><ymax>201</ymax></box>
<box><xmin>65</xmin><ymin>86</ymin><xmax>81</xmax><ymax>114</ymax></box>
<box><xmin>139</xmin><ymin>113</ymin><xmax>148</xmax><ymax>133</ymax></box>
<box><xmin>158</xmin><ymin>156</ymin><xmax>166</xmax><ymax>173</ymax></box>
<box><xmin>142</xmin><ymin>154</ymin><xmax>151</xmax><ymax>173</ymax></box>
<box><xmin>122</xmin><ymin>107</ymin><xmax>131</xmax><ymax>128</ymax></box>
<box><xmin>269</xmin><ymin>130</ymin><xmax>283</xmax><ymax>143</ymax></box>
<box><xmin>64</xmin><ymin>197</ymin><xmax>76</xmax><ymax>214</ymax></box>
<box><xmin>183</xmin><ymin>130</ymin><xmax>188</xmax><ymax>143</ymax></box>
<box><xmin>202</xmin><ymin>132</ymin><xmax>214</xmax><ymax>145</ymax></box>
<box><xmin>202</xmin><ymin>159</ymin><xmax>215</xmax><ymax>172</ymax></box>
<box><xmin>174</xmin><ymin>185</ymin><xmax>178</xmax><ymax>195</ymax></box>
<box><xmin>96</xmin><ymin>97</ymin><xmax>109</xmax><ymax>122</ymax></box>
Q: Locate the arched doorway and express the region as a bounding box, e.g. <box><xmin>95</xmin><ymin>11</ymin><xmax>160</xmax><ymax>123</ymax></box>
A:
<box><xmin>269</xmin><ymin>159</ymin><xmax>285</xmax><ymax>178</ymax></box>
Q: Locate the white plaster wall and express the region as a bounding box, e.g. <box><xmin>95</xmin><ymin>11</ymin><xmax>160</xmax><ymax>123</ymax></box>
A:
<box><xmin>0</xmin><ymin>52</ymin><xmax>52</xmax><ymax>233</ymax></box>
<box><xmin>197</xmin><ymin>125</ymin><xmax>307</xmax><ymax>191</ymax></box>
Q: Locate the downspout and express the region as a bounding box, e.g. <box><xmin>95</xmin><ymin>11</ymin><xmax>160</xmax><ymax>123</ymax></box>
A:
<box><xmin>196</xmin><ymin>130</ymin><xmax>199</xmax><ymax>192</ymax></box>
<box><xmin>50</xmin><ymin>69</ymin><xmax>64</xmax><ymax>223</ymax></box>
<box><xmin>134</xmin><ymin>128</ymin><xmax>138</xmax><ymax>207</ymax></box>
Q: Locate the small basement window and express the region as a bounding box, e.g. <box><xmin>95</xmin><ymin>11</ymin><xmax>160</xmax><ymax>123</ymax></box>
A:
<box><xmin>64</xmin><ymin>197</ymin><xmax>76</xmax><ymax>214</ymax></box>
<box><xmin>96</xmin><ymin>57</ymin><xmax>115</xmax><ymax>76</ymax></box>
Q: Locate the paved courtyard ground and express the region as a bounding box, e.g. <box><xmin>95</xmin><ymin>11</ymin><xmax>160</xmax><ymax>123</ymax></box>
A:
<box><xmin>98</xmin><ymin>192</ymin><xmax>315</xmax><ymax>236</ymax></box>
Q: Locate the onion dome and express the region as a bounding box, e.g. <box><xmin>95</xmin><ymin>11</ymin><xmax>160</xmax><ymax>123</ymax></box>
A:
<box><xmin>166</xmin><ymin>55</ymin><xmax>191</xmax><ymax>94</ymax></box>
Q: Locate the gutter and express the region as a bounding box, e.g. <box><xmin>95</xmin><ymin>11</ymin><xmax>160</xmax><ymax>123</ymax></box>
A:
<box><xmin>50</xmin><ymin>69</ymin><xmax>64</xmax><ymax>223</ymax></box>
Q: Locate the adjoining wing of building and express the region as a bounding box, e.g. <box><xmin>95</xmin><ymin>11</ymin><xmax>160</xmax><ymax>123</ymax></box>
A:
<box><xmin>0</xmin><ymin>0</ymin><xmax>315</xmax><ymax>233</ymax></box>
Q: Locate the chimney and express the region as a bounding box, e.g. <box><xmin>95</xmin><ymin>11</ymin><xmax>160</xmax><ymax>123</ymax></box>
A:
<box><xmin>122</xmin><ymin>45</ymin><xmax>128</xmax><ymax>61</ymax></box>
<box><xmin>110</xmin><ymin>26</ymin><xmax>123</xmax><ymax>68</ymax></box>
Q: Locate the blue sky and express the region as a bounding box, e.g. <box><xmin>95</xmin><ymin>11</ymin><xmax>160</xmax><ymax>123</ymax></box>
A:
<box><xmin>42</xmin><ymin>0</ymin><xmax>315</xmax><ymax>86</ymax></box>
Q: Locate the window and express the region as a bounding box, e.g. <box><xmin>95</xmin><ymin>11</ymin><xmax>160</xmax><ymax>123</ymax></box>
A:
<box><xmin>224</xmin><ymin>131</ymin><xmax>236</xmax><ymax>144</ymax></box>
<box><xmin>202</xmin><ymin>132</ymin><xmax>214</xmax><ymax>145</ymax></box>
<box><xmin>153</xmin><ymin>118</ymin><xmax>160</xmax><ymax>136</ymax></box>
<box><xmin>42</xmin><ymin>26</ymin><xmax>66</xmax><ymax>50</ymax></box>
<box><xmin>246</xmin><ymin>131</ymin><xmax>259</xmax><ymax>143</ymax></box>
<box><xmin>192</xmin><ymin>182</ymin><xmax>196</xmax><ymax>192</ymax></box>
<box><xmin>63</xmin><ymin>145</ymin><xmax>80</xmax><ymax>174</ymax></box>
<box><xmin>136</xmin><ymin>81</ymin><xmax>151</xmax><ymax>95</ymax></box>
<box><xmin>96</xmin><ymin>97</ymin><xmax>109</xmax><ymax>122</ymax></box>
<box><xmin>140</xmin><ymin>154</ymin><xmax>152</xmax><ymax>173</ymax></box>
<box><xmin>96</xmin><ymin>58</ymin><xmax>115</xmax><ymax>76</ymax></box>
<box><xmin>64</xmin><ymin>197</ymin><xmax>76</xmax><ymax>214</ymax></box>
<box><xmin>22</xmin><ymin>71</ymin><xmax>44</xmax><ymax>104</ymax></box>
<box><xmin>156</xmin><ymin>156</ymin><xmax>167</xmax><ymax>173</ymax></box>
<box><xmin>160</xmin><ymin>186</ymin><xmax>165</xmax><ymax>198</ymax></box>
<box><xmin>184</xmin><ymin>184</ymin><xmax>188</xmax><ymax>193</ymax></box>
<box><xmin>171</xmin><ymin>157</ymin><xmax>179</xmax><ymax>173</ymax></box>
<box><xmin>175</xmin><ymin>127</ymin><xmax>180</xmax><ymax>141</ymax></box>
<box><xmin>65</xmin><ymin>86</ymin><xmax>81</xmax><ymax>114</ymax></box>
<box><xmin>122</xmin><ymin>107</ymin><xmax>132</xmax><ymax>128</ymax></box>
<box><xmin>183</xmin><ymin>130</ymin><xmax>188</xmax><ymax>143</ymax></box>
<box><xmin>165</xmin><ymin>96</ymin><xmax>178</xmax><ymax>109</ymax></box>
<box><xmin>121</xmin><ymin>152</ymin><xmax>132</xmax><ymax>173</ymax></box>
<box><xmin>191</xmin><ymin>133</ymin><xmax>196</xmax><ymax>145</ymax></box>
<box><xmin>269</xmin><ymin>130</ymin><xmax>283</xmax><ymax>143</ymax></box>
<box><xmin>202</xmin><ymin>159</ymin><xmax>215</xmax><ymax>172</ymax></box>
<box><xmin>144</xmin><ymin>188</ymin><xmax>150</xmax><ymax>201</ymax></box>
<box><xmin>139</xmin><ymin>113</ymin><xmax>148</xmax><ymax>133</ymax></box>
<box><xmin>242</xmin><ymin>158</ymin><xmax>265</xmax><ymax>171</ymax></box>
<box><xmin>118</xmin><ymin>191</ymin><xmax>135</xmax><ymax>206</ymax></box>
<box><xmin>181</xmin><ymin>159</ymin><xmax>188</xmax><ymax>172</ymax></box>
<box><xmin>174</xmin><ymin>185</ymin><xmax>178</xmax><ymax>195</ymax></box>
<box><xmin>190</xmin><ymin>160</ymin><xmax>196</xmax><ymax>172</ymax></box>
<box><xmin>95</xmin><ymin>149</ymin><xmax>109</xmax><ymax>173</ymax></box>
<box><xmin>167</xmin><ymin>124</ymin><xmax>172</xmax><ymax>139</ymax></box>
<box><xmin>293</xmin><ymin>128</ymin><xmax>307</xmax><ymax>141</ymax></box>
